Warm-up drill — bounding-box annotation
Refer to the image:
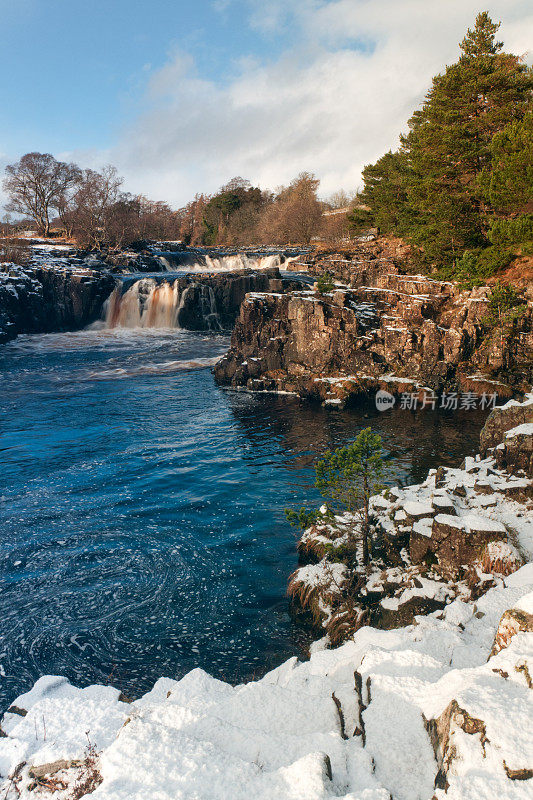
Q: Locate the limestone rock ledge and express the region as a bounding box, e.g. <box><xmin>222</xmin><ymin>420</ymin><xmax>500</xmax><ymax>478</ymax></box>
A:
<box><xmin>289</xmin><ymin>393</ymin><xmax>533</xmax><ymax>643</ymax></box>
<box><xmin>1</xmin><ymin>578</ymin><xmax>532</xmax><ymax>799</ymax></box>
<box><xmin>214</xmin><ymin>271</ymin><xmax>533</xmax><ymax>401</ymax></box>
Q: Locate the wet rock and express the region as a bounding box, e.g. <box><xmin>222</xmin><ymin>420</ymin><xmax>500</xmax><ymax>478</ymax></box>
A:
<box><xmin>0</xmin><ymin>265</ymin><xmax>116</xmax><ymax>343</ymax></box>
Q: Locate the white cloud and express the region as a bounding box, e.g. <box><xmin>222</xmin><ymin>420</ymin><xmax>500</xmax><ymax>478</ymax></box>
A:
<box><xmin>106</xmin><ymin>1</ymin><xmax>533</xmax><ymax>204</ymax></box>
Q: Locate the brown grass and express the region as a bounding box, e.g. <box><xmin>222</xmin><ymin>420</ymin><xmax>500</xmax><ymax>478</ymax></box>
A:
<box><xmin>326</xmin><ymin>602</ymin><xmax>369</xmax><ymax>647</ymax></box>
<box><xmin>68</xmin><ymin>739</ymin><xmax>102</xmax><ymax>799</ymax></box>
<box><xmin>480</xmin><ymin>542</ymin><xmax>523</xmax><ymax>578</ymax></box>
<box><xmin>489</xmin><ymin>254</ymin><xmax>533</xmax><ymax>291</ymax></box>
<box><xmin>0</xmin><ymin>238</ymin><xmax>31</xmax><ymax>267</ymax></box>
<box><xmin>287</xmin><ymin>565</ymin><xmax>348</xmax><ymax>628</ymax></box>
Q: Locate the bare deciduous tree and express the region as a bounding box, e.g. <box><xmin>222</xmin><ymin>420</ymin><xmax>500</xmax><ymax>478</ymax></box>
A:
<box><xmin>3</xmin><ymin>153</ymin><xmax>81</xmax><ymax>237</ymax></box>
<box><xmin>258</xmin><ymin>172</ymin><xmax>323</xmax><ymax>244</ymax></box>
<box><xmin>68</xmin><ymin>166</ymin><xmax>123</xmax><ymax>249</ymax></box>
<box><xmin>325</xmin><ymin>189</ymin><xmax>356</xmax><ymax>210</ymax></box>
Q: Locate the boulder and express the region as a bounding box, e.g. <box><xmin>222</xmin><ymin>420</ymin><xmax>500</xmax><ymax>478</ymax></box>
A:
<box><xmin>480</xmin><ymin>395</ymin><xmax>533</xmax><ymax>454</ymax></box>
<box><xmin>422</xmin><ymin>513</ymin><xmax>508</xmax><ymax>579</ymax></box>
<box><xmin>490</xmin><ymin>596</ymin><xmax>533</xmax><ymax>657</ymax></box>
<box><xmin>495</xmin><ymin>423</ymin><xmax>533</xmax><ymax>478</ymax></box>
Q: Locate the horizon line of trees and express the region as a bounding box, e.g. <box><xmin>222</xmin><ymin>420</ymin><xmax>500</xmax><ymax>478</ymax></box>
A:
<box><xmin>2</xmin><ymin>154</ymin><xmax>356</xmax><ymax>251</ymax></box>
<box><xmin>6</xmin><ymin>10</ymin><xmax>529</xmax><ymax>278</ymax></box>
<box><xmin>2</xmin><ymin>156</ymin><xmax>185</xmax><ymax>249</ymax></box>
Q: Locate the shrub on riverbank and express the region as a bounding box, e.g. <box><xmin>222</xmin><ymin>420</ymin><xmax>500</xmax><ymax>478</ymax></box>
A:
<box><xmin>286</xmin><ymin>428</ymin><xmax>386</xmax><ymax>567</ymax></box>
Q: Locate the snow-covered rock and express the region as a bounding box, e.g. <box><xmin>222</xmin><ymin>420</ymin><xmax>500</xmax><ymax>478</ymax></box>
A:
<box><xmin>1</xmin><ymin>572</ymin><xmax>532</xmax><ymax>799</ymax></box>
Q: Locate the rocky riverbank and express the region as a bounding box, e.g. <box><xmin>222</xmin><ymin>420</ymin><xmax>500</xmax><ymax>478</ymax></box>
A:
<box><xmin>214</xmin><ymin>260</ymin><xmax>533</xmax><ymax>402</ymax></box>
<box><xmin>287</xmin><ymin>393</ymin><xmax>533</xmax><ymax>647</ymax></box>
<box><xmin>0</xmin><ymin>265</ymin><xmax>116</xmax><ymax>344</ymax></box>
<box><xmin>1</xmin><ymin>243</ymin><xmax>532</xmax><ymax>799</ymax></box>
<box><xmin>1</xmin><ymin>395</ymin><xmax>532</xmax><ymax>799</ymax></box>
<box><xmin>0</xmin><ymin>246</ymin><xmax>306</xmax><ymax>342</ymax></box>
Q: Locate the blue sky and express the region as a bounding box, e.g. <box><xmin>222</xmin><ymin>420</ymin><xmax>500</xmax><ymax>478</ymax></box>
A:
<box><xmin>1</xmin><ymin>1</ymin><xmax>532</xmax><ymax>207</ymax></box>
<box><xmin>0</xmin><ymin>0</ymin><xmax>293</xmax><ymax>153</ymax></box>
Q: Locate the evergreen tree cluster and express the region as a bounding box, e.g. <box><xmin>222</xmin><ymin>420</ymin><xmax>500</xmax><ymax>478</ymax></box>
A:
<box><xmin>349</xmin><ymin>12</ymin><xmax>533</xmax><ymax>279</ymax></box>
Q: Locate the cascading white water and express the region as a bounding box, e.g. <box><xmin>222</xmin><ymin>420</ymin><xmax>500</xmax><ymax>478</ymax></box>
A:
<box><xmin>155</xmin><ymin>252</ymin><xmax>284</xmax><ymax>272</ymax></box>
<box><xmin>103</xmin><ymin>249</ymin><xmax>293</xmax><ymax>329</ymax></box>
<box><xmin>144</xmin><ymin>282</ymin><xmax>180</xmax><ymax>327</ymax></box>
<box><xmin>104</xmin><ymin>278</ymin><xmax>222</xmax><ymax>331</ymax></box>
<box><xmin>105</xmin><ymin>279</ymin><xmax>182</xmax><ymax>329</ymax></box>
<box><xmin>201</xmin><ymin>253</ymin><xmax>282</xmax><ymax>272</ymax></box>
<box><xmin>198</xmin><ymin>285</ymin><xmax>222</xmax><ymax>331</ymax></box>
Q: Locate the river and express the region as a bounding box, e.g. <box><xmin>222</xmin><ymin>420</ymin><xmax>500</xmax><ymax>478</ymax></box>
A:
<box><xmin>0</xmin><ymin>325</ymin><xmax>489</xmax><ymax>709</ymax></box>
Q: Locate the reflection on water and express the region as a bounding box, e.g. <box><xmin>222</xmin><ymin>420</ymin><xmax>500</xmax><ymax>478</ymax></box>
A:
<box><xmin>0</xmin><ymin>328</ymin><xmax>488</xmax><ymax>709</ymax></box>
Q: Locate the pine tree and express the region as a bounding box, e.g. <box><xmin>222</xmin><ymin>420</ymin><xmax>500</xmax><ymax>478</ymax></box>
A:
<box><xmin>481</xmin><ymin>113</ymin><xmax>533</xmax><ymax>248</ymax></box>
<box><xmin>315</xmin><ymin>428</ymin><xmax>384</xmax><ymax>566</ymax></box>
<box><xmin>482</xmin><ymin>113</ymin><xmax>533</xmax><ymax>213</ymax></box>
<box><xmin>355</xmin><ymin>13</ymin><xmax>533</xmax><ymax>271</ymax></box>
<box><xmin>459</xmin><ymin>12</ymin><xmax>502</xmax><ymax>58</ymax></box>
<box><xmin>402</xmin><ymin>12</ymin><xmax>533</xmax><ymax>266</ymax></box>
<box><xmin>348</xmin><ymin>151</ymin><xmax>409</xmax><ymax>236</ymax></box>
<box><xmin>284</xmin><ymin>428</ymin><xmax>386</xmax><ymax>566</ymax></box>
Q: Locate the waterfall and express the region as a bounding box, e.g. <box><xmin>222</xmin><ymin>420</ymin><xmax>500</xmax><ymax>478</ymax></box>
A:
<box><xmin>153</xmin><ymin>251</ymin><xmax>285</xmax><ymax>273</ymax></box>
<box><xmin>202</xmin><ymin>253</ymin><xmax>281</xmax><ymax>272</ymax></box>
<box><xmin>104</xmin><ymin>279</ymin><xmax>181</xmax><ymax>329</ymax></box>
<box><xmin>144</xmin><ymin>282</ymin><xmax>180</xmax><ymax>327</ymax></box>
<box><xmin>199</xmin><ymin>285</ymin><xmax>222</xmax><ymax>331</ymax></box>
<box><xmin>104</xmin><ymin>278</ymin><xmax>222</xmax><ymax>331</ymax></box>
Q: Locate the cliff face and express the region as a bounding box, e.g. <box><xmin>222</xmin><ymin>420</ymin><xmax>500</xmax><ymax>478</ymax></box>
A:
<box><xmin>214</xmin><ymin>268</ymin><xmax>533</xmax><ymax>400</ymax></box>
<box><xmin>178</xmin><ymin>269</ymin><xmax>300</xmax><ymax>329</ymax></box>
<box><xmin>0</xmin><ymin>266</ymin><xmax>117</xmax><ymax>344</ymax></box>
<box><xmin>0</xmin><ymin>264</ymin><xmax>301</xmax><ymax>342</ymax></box>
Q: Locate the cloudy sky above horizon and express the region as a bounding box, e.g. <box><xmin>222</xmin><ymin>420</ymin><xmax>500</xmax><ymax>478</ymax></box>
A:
<box><xmin>1</xmin><ymin>0</ymin><xmax>532</xmax><ymax>208</ymax></box>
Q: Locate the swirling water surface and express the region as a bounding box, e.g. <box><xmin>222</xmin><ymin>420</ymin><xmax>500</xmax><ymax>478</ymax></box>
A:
<box><xmin>0</xmin><ymin>327</ymin><xmax>488</xmax><ymax>709</ymax></box>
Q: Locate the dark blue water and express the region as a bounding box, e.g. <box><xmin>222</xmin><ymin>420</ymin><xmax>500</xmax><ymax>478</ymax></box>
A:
<box><xmin>0</xmin><ymin>327</ymin><xmax>488</xmax><ymax>709</ymax></box>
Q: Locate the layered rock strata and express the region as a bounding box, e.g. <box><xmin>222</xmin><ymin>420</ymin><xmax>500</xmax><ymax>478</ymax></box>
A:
<box><xmin>214</xmin><ymin>269</ymin><xmax>532</xmax><ymax>401</ymax></box>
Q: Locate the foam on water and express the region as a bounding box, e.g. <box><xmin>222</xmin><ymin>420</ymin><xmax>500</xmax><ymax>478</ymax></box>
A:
<box><xmin>155</xmin><ymin>252</ymin><xmax>285</xmax><ymax>273</ymax></box>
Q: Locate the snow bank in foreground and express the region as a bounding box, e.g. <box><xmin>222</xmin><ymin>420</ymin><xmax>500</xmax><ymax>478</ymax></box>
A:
<box><xmin>1</xmin><ymin>571</ymin><xmax>532</xmax><ymax>799</ymax></box>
